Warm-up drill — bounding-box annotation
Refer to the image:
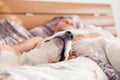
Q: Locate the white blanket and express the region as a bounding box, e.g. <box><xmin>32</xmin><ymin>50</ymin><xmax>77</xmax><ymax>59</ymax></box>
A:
<box><xmin>73</xmin><ymin>37</ymin><xmax>120</xmax><ymax>77</ymax></box>
<box><xmin>0</xmin><ymin>57</ymin><xmax>108</xmax><ymax>80</ymax></box>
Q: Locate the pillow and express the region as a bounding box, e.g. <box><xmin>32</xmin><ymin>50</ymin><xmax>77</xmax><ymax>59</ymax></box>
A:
<box><xmin>29</xmin><ymin>25</ymin><xmax>54</xmax><ymax>38</ymax></box>
<box><xmin>0</xmin><ymin>18</ymin><xmax>33</xmax><ymax>45</ymax></box>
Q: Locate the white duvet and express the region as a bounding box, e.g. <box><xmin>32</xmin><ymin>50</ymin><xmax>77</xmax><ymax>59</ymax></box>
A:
<box><xmin>0</xmin><ymin>57</ymin><xmax>108</xmax><ymax>80</ymax></box>
<box><xmin>73</xmin><ymin>37</ymin><xmax>120</xmax><ymax>76</ymax></box>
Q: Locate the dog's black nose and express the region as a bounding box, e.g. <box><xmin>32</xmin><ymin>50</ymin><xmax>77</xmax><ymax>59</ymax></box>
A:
<box><xmin>65</xmin><ymin>31</ymin><xmax>73</xmax><ymax>40</ymax></box>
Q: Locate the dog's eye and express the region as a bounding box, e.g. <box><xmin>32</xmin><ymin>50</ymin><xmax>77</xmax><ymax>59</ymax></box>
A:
<box><xmin>44</xmin><ymin>40</ymin><xmax>50</xmax><ymax>42</ymax></box>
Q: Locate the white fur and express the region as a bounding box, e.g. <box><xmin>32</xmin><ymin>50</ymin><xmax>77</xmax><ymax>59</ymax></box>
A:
<box><xmin>20</xmin><ymin>39</ymin><xmax>64</xmax><ymax>65</ymax></box>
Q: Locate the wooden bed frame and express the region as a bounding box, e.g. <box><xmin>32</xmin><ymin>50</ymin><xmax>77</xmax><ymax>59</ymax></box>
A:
<box><xmin>0</xmin><ymin>0</ymin><xmax>114</xmax><ymax>30</ymax></box>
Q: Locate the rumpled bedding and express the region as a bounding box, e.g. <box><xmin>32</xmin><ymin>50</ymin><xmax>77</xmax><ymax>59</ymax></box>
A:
<box><xmin>0</xmin><ymin>16</ymin><xmax>119</xmax><ymax>80</ymax></box>
<box><xmin>73</xmin><ymin>37</ymin><xmax>120</xmax><ymax>79</ymax></box>
<box><xmin>1</xmin><ymin>38</ymin><xmax>120</xmax><ymax>80</ymax></box>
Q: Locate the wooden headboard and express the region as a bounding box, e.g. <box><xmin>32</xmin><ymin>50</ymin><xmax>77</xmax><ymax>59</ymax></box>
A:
<box><xmin>0</xmin><ymin>0</ymin><xmax>114</xmax><ymax>29</ymax></box>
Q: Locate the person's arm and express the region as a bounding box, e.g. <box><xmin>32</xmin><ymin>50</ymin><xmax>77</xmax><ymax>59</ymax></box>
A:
<box><xmin>84</xmin><ymin>32</ymin><xmax>103</xmax><ymax>38</ymax></box>
<box><xmin>74</xmin><ymin>32</ymin><xmax>103</xmax><ymax>41</ymax></box>
<box><xmin>10</xmin><ymin>37</ymin><xmax>43</xmax><ymax>53</ymax></box>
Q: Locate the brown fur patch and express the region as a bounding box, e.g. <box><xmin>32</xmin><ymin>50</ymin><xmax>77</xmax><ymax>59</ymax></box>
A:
<box><xmin>68</xmin><ymin>51</ymin><xmax>77</xmax><ymax>60</ymax></box>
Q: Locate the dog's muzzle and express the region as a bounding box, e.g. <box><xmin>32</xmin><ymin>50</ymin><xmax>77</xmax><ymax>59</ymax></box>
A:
<box><xmin>57</xmin><ymin>31</ymin><xmax>73</xmax><ymax>61</ymax></box>
<box><xmin>65</xmin><ymin>31</ymin><xmax>73</xmax><ymax>40</ymax></box>
<box><xmin>54</xmin><ymin>31</ymin><xmax>73</xmax><ymax>42</ymax></box>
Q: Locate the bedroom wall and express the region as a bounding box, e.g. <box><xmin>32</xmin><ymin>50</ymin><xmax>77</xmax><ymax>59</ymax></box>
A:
<box><xmin>110</xmin><ymin>0</ymin><xmax>120</xmax><ymax>37</ymax></box>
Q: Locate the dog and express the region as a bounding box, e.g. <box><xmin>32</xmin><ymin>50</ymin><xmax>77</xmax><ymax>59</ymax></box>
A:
<box><xmin>0</xmin><ymin>31</ymin><xmax>73</xmax><ymax>71</ymax></box>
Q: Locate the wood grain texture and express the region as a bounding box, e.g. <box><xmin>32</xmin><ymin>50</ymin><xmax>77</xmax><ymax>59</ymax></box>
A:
<box><xmin>0</xmin><ymin>0</ymin><xmax>114</xmax><ymax>29</ymax></box>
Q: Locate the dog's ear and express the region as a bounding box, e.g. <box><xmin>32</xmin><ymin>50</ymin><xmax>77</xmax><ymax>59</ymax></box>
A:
<box><xmin>68</xmin><ymin>51</ymin><xmax>77</xmax><ymax>60</ymax></box>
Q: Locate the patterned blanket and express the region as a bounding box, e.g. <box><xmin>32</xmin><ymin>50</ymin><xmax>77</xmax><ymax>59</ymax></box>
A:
<box><xmin>0</xmin><ymin>18</ymin><xmax>33</xmax><ymax>45</ymax></box>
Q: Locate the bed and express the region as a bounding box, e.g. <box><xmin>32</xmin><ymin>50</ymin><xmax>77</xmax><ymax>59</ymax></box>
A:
<box><xmin>0</xmin><ymin>0</ymin><xmax>119</xmax><ymax>80</ymax></box>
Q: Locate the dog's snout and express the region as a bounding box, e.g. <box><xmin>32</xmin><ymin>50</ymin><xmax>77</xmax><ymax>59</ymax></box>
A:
<box><xmin>65</xmin><ymin>31</ymin><xmax>73</xmax><ymax>40</ymax></box>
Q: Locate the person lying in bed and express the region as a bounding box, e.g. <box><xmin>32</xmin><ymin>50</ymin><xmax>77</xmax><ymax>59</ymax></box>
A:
<box><xmin>29</xmin><ymin>15</ymin><xmax>83</xmax><ymax>38</ymax></box>
<box><xmin>1</xmin><ymin>15</ymin><xmax>114</xmax><ymax>55</ymax></box>
<box><xmin>8</xmin><ymin>16</ymin><xmax>105</xmax><ymax>53</ymax></box>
